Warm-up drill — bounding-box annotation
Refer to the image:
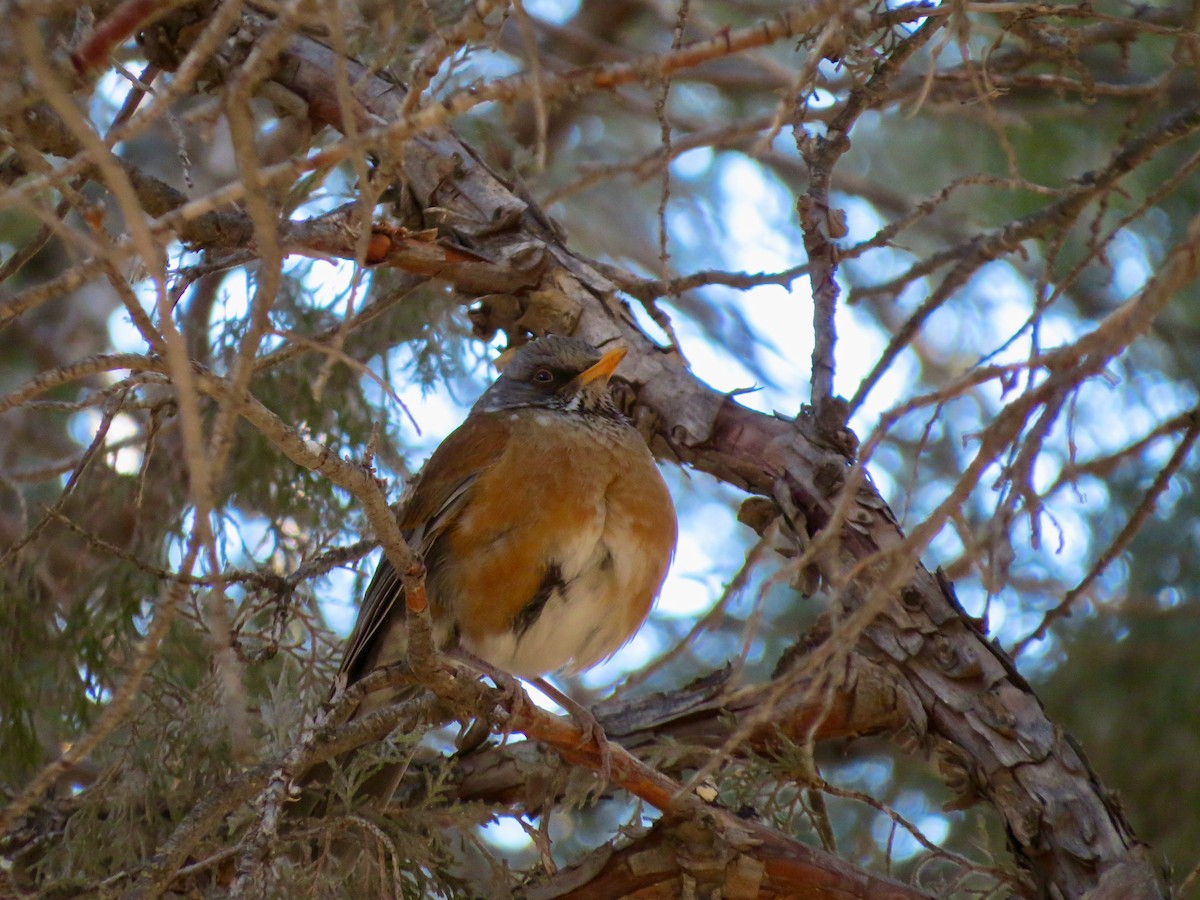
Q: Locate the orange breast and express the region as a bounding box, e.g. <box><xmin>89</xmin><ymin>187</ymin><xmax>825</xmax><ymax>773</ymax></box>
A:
<box><xmin>431</xmin><ymin>410</ymin><xmax>676</xmax><ymax>677</ymax></box>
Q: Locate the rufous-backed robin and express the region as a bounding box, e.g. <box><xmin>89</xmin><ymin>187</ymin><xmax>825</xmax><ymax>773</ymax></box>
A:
<box><xmin>329</xmin><ymin>335</ymin><xmax>677</xmax><ymax>785</ymax></box>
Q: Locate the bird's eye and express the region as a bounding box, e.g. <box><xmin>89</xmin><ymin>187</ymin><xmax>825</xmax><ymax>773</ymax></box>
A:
<box><xmin>533</xmin><ymin>368</ymin><xmax>554</xmax><ymax>383</ymax></box>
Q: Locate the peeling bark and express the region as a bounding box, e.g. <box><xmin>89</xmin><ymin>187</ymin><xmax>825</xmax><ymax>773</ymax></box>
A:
<box><xmin>528</xmin><ymin>818</ymin><xmax>932</xmax><ymax>900</ymax></box>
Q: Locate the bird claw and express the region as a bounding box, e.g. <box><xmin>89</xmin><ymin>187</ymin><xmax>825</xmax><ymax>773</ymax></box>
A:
<box><xmin>532</xmin><ymin>677</ymin><xmax>613</xmax><ymax>783</ymax></box>
<box><xmin>571</xmin><ymin>704</ymin><xmax>613</xmax><ymax>783</ymax></box>
<box><xmin>449</xmin><ymin>657</ymin><xmax>615</xmax><ymax>782</ymax></box>
<box><xmin>493</xmin><ymin>671</ymin><xmax>526</xmax><ymax>748</ymax></box>
<box><xmin>449</xmin><ymin>648</ymin><xmax>526</xmax><ymax>749</ymax></box>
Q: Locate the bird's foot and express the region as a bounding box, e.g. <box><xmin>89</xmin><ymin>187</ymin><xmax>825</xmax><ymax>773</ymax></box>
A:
<box><xmin>450</xmin><ymin>648</ymin><xmax>527</xmax><ymax>751</ymax></box>
<box><xmin>532</xmin><ymin>677</ymin><xmax>613</xmax><ymax>783</ymax></box>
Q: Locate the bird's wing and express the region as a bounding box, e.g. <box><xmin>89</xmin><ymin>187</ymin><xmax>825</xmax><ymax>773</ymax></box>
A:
<box><xmin>336</xmin><ymin>413</ymin><xmax>513</xmax><ymax>686</ymax></box>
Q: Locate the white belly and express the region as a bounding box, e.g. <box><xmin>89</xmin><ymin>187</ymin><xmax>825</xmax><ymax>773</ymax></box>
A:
<box><xmin>463</xmin><ymin>520</ymin><xmax>650</xmax><ymax>678</ymax></box>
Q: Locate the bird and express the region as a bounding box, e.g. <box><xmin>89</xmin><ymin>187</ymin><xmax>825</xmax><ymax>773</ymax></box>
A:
<box><xmin>326</xmin><ymin>335</ymin><xmax>677</xmax><ymax>794</ymax></box>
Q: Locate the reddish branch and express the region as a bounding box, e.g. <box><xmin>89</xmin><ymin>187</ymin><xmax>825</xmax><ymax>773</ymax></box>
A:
<box><xmin>536</xmin><ymin>817</ymin><xmax>933</xmax><ymax>900</ymax></box>
<box><xmin>436</xmin><ymin>654</ymin><xmax>922</xmax><ymax>812</ymax></box>
<box><xmin>70</xmin><ymin>0</ymin><xmax>182</xmax><ymax>74</ymax></box>
<box><xmin>429</xmin><ymin>665</ymin><xmax>926</xmax><ymax>899</ymax></box>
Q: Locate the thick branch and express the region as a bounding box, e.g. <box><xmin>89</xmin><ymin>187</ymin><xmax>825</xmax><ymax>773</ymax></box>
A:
<box><xmin>530</xmin><ymin>817</ymin><xmax>933</xmax><ymax>900</ymax></box>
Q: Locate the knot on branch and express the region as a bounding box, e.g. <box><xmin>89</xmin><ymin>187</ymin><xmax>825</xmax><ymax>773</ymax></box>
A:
<box><xmin>468</xmin><ymin>269</ymin><xmax>583</xmax><ymax>343</ymax></box>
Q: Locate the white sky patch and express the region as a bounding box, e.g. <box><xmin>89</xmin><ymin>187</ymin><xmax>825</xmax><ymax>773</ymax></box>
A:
<box><xmin>65</xmin><ymin>407</ymin><xmax>149</xmax><ymax>476</ymax></box>
<box><xmin>214</xmin><ymin>269</ymin><xmax>251</xmax><ymax>334</ymax></box>
<box><xmin>950</xmin><ymin>582</ymin><xmax>1009</xmax><ymax>636</ymax></box>
<box><xmin>108</xmin><ymin>412</ymin><xmax>144</xmax><ymax>474</ymax></box>
<box><xmin>657</xmin><ymin>573</ymin><xmax>718</xmax><ymax>620</ymax></box>
<box><xmin>90</xmin><ymin>69</ymin><xmax>129</xmax><ymax>133</ymax></box>
<box><xmin>1069</xmin><ymin>372</ymin><xmax>1197</xmax><ymax>461</ymax></box>
<box><xmin>322</xmin><ymin>565</ymin><xmax>364</xmax><ymax>636</ymax></box>
<box><xmin>520</xmin><ymin>0</ymin><xmax>581</xmax><ymax>24</ymax></box>
<box><xmin>1013</xmin><ymin>628</ymin><xmax>1059</xmax><ymax>671</ymax></box>
<box><xmin>285</xmin><ymin>257</ymin><xmax>360</xmax><ymax>310</ymax></box>
<box><xmin>840</xmin><ymin>197</ymin><xmax>904</xmax><ymax>279</ymax></box>
<box><xmin>1110</xmin><ymin>229</ymin><xmax>1152</xmax><ymax>298</ymax></box>
<box><xmin>656</xmin><ymin>494</ymin><xmax>744</xmax><ymax>619</ymax></box>
<box><xmin>68</xmin><ymin>408</ymin><xmax>102</xmax><ymax>448</ymax></box>
<box><xmin>1031</xmin><ymin>310</ymin><xmax>1081</xmax><ymax>350</ymax></box>
<box><xmin>730</xmin><ymin>283</ymin><xmax>811</xmax><ymax>410</ymax></box>
<box><xmin>665</xmin><ymin>202</ymin><xmax>708</xmax><ymax>249</ymax></box>
<box><xmin>374</xmin><ymin>344</ymin><xmax>478</xmax><ymax>452</ymax></box>
<box><xmin>1157</xmin><ymin>586</ymin><xmax>1184</xmax><ymax>609</ymax></box>
<box><xmin>923</xmin><ymin>261</ymin><xmax>1034</xmax><ymax>367</ymax></box>
<box><xmin>232</xmin><ymin>514</ymin><xmax>273</xmax><ymax>562</ymax></box>
<box><xmin>915</xmin><ymin>814</ymin><xmax>951</xmax><ymax>847</ymax></box>
<box><xmin>107</xmin><ymin>279</ymin><xmax>158</xmax><ymax>352</ymax></box>
<box><xmin>849</xmin><ymin>757</ymin><xmax>894</xmax><ymax>793</ymax></box>
<box><xmin>523</xmin><ymin>679</ymin><xmax>574</xmax><ymax>713</ymax></box>
<box><xmin>717</xmin><ymin>156</ymin><xmax>798</xmax><ymax>266</ymax></box>
<box><xmin>669</xmin><ymin>307</ymin><xmax>761</xmax><ymax>396</ymax></box>
<box><xmin>806</xmin><ymin>87</ymin><xmax>836</xmax><ymax>110</ymax></box>
<box><xmin>162</xmin><ymin>509</ymin><xmax>267</xmax><ymax>577</ymax></box>
<box><xmin>579</xmin><ymin>627</ymin><xmax>661</xmax><ymax>688</ymax></box>
<box><xmin>672</xmin><ymin>146</ymin><xmax>714</xmax><ymax>179</ymax></box>
<box><xmin>393</xmin><ymin>381</ymin><xmax>470</xmax><ymax>448</ymax></box>
<box><xmin>289</xmin><ymin>174</ymin><xmax>357</xmax><ymax>216</ymax></box>
<box><xmin>705</xmin><ymin>155</ymin><xmax>927</xmax><ymax>428</ymax></box>
<box><xmin>478</xmin><ymin>816</ymin><xmax>533</xmax><ymax>853</ymax></box>
<box><xmin>110</xmin><ymin>248</ymin><xmax>207</xmax><ymax>354</ymax></box>
<box><xmin>623</xmin><ymin>290</ymin><xmax>675</xmax><ymax>348</ymax></box>
<box><xmin>673</xmin><ymin>155</ymin><xmax>815</xmax><ymax>412</ymax></box>
<box><xmin>845</xmin><ymin>306</ymin><xmax>919</xmax><ymax>435</ymax></box>
<box><xmin>1114</xmin><ymin>256</ymin><xmax>1150</xmax><ymax>298</ymax></box>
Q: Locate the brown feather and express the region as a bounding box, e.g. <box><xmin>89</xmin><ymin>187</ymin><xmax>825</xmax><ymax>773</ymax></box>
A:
<box><xmin>337</xmin><ymin>415</ymin><xmax>513</xmax><ymax>686</ymax></box>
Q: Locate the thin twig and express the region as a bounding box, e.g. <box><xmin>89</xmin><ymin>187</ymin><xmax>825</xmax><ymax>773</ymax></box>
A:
<box><xmin>1013</xmin><ymin>407</ymin><xmax>1200</xmax><ymax>655</ymax></box>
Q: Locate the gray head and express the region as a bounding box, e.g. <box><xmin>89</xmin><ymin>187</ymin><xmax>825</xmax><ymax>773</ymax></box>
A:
<box><xmin>472</xmin><ymin>336</ymin><xmax>627</xmax><ymax>417</ymax></box>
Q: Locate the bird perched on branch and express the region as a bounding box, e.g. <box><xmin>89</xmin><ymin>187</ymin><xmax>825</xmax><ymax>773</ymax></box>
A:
<box><xmin>326</xmin><ymin>335</ymin><xmax>677</xmax><ymax>794</ymax></box>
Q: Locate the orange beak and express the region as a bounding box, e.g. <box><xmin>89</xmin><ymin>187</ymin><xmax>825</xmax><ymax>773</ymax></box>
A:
<box><xmin>577</xmin><ymin>346</ymin><xmax>627</xmax><ymax>385</ymax></box>
<box><xmin>493</xmin><ymin>346</ymin><xmax>519</xmax><ymax>372</ymax></box>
